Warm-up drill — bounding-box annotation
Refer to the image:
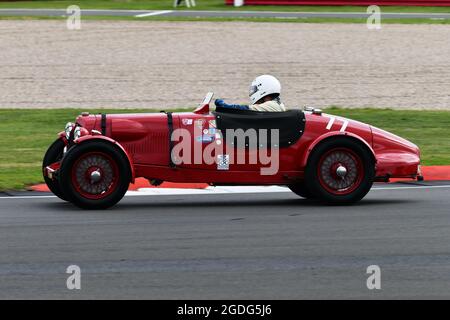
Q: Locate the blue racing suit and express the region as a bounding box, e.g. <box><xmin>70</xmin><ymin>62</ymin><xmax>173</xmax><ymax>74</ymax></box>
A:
<box><xmin>215</xmin><ymin>98</ymin><xmax>286</xmax><ymax>112</ymax></box>
<box><xmin>215</xmin><ymin>99</ymin><xmax>249</xmax><ymax>111</ymax></box>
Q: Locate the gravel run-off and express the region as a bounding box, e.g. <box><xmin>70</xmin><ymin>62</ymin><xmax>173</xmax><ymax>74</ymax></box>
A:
<box><xmin>1</xmin><ymin>20</ymin><xmax>450</xmax><ymax>110</ymax></box>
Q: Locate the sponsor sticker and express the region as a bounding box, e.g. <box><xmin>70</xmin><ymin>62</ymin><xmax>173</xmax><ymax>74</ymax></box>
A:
<box><xmin>196</xmin><ymin>134</ymin><xmax>215</xmax><ymax>143</ymax></box>
<box><xmin>202</xmin><ymin>135</ymin><xmax>215</xmax><ymax>143</ymax></box>
<box><xmin>208</xmin><ymin>120</ymin><xmax>216</xmax><ymax>128</ymax></box>
<box><xmin>195</xmin><ymin>119</ymin><xmax>204</xmax><ymax>128</ymax></box>
<box><xmin>182</xmin><ymin>118</ymin><xmax>193</xmax><ymax>126</ymax></box>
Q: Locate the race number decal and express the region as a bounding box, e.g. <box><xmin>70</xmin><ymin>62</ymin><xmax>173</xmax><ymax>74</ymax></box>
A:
<box><xmin>325</xmin><ymin>116</ymin><xmax>348</xmax><ymax>132</ymax></box>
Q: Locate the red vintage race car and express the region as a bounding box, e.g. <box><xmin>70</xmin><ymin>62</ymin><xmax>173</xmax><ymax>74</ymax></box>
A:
<box><xmin>43</xmin><ymin>93</ymin><xmax>422</xmax><ymax>209</ymax></box>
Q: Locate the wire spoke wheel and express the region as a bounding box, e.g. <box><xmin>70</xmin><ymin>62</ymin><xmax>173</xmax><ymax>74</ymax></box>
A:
<box><xmin>317</xmin><ymin>148</ymin><xmax>364</xmax><ymax>195</ymax></box>
<box><xmin>71</xmin><ymin>152</ymin><xmax>119</xmax><ymax>200</ymax></box>
<box><xmin>58</xmin><ymin>141</ymin><xmax>130</xmax><ymax>209</ymax></box>
<box><xmin>305</xmin><ymin>138</ymin><xmax>374</xmax><ymax>204</ymax></box>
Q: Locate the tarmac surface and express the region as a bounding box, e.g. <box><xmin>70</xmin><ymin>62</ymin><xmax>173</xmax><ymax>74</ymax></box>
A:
<box><xmin>1</xmin><ymin>182</ymin><xmax>450</xmax><ymax>299</ymax></box>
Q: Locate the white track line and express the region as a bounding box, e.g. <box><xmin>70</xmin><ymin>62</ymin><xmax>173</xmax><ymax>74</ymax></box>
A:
<box><xmin>0</xmin><ymin>9</ymin><xmax>145</xmax><ymax>12</ymax></box>
<box><xmin>135</xmin><ymin>10</ymin><xmax>173</xmax><ymax>18</ymax></box>
<box><xmin>371</xmin><ymin>185</ymin><xmax>450</xmax><ymax>191</ymax></box>
<box><xmin>1</xmin><ymin>185</ymin><xmax>450</xmax><ymax>200</ymax></box>
<box><xmin>135</xmin><ymin>10</ymin><xmax>450</xmax><ymax>17</ymax></box>
<box><xmin>126</xmin><ymin>185</ymin><xmax>288</xmax><ymax>196</ymax></box>
<box><xmin>0</xmin><ymin>195</ymin><xmax>57</xmax><ymax>199</ymax></box>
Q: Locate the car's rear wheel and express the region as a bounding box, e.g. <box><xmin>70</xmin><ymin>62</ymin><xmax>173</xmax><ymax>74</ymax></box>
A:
<box><xmin>42</xmin><ymin>138</ymin><xmax>67</xmax><ymax>201</ymax></box>
<box><xmin>305</xmin><ymin>138</ymin><xmax>375</xmax><ymax>204</ymax></box>
<box><xmin>58</xmin><ymin>141</ymin><xmax>130</xmax><ymax>209</ymax></box>
<box><xmin>288</xmin><ymin>181</ymin><xmax>314</xmax><ymax>199</ymax></box>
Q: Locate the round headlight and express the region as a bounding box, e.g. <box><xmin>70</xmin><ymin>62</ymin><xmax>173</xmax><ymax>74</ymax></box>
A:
<box><xmin>65</xmin><ymin>122</ymin><xmax>74</xmax><ymax>140</ymax></box>
<box><xmin>74</xmin><ymin>127</ymin><xmax>81</xmax><ymax>140</ymax></box>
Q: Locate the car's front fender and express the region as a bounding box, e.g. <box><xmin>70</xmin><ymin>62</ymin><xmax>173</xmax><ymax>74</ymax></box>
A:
<box><xmin>74</xmin><ymin>135</ymin><xmax>135</xmax><ymax>182</ymax></box>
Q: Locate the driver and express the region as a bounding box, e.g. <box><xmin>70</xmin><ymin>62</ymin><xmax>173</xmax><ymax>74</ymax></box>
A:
<box><xmin>215</xmin><ymin>75</ymin><xmax>286</xmax><ymax>112</ymax></box>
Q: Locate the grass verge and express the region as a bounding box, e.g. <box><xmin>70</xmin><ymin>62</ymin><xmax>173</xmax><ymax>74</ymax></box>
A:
<box><xmin>0</xmin><ymin>107</ymin><xmax>449</xmax><ymax>191</ymax></box>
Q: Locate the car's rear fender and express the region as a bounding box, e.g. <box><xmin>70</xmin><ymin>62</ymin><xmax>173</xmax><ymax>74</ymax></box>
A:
<box><xmin>300</xmin><ymin>131</ymin><xmax>376</xmax><ymax>168</ymax></box>
<box><xmin>74</xmin><ymin>135</ymin><xmax>135</xmax><ymax>183</ymax></box>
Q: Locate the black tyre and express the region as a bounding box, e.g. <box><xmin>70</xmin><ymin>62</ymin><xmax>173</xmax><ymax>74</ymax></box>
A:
<box><xmin>42</xmin><ymin>138</ymin><xmax>67</xmax><ymax>201</ymax></box>
<box><xmin>288</xmin><ymin>181</ymin><xmax>315</xmax><ymax>199</ymax></box>
<box><xmin>305</xmin><ymin>137</ymin><xmax>375</xmax><ymax>204</ymax></box>
<box><xmin>58</xmin><ymin>141</ymin><xmax>131</xmax><ymax>209</ymax></box>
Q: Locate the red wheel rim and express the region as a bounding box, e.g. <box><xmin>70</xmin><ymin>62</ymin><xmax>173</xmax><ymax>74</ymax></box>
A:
<box><xmin>317</xmin><ymin>148</ymin><xmax>364</xmax><ymax>196</ymax></box>
<box><xmin>71</xmin><ymin>152</ymin><xmax>119</xmax><ymax>200</ymax></box>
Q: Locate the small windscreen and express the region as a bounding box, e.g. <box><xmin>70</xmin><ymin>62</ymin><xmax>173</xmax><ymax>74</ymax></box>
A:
<box><xmin>201</xmin><ymin>92</ymin><xmax>214</xmax><ymax>105</ymax></box>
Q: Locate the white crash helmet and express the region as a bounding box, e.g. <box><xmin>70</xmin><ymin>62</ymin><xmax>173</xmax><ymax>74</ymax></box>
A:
<box><xmin>249</xmin><ymin>75</ymin><xmax>281</xmax><ymax>105</ymax></box>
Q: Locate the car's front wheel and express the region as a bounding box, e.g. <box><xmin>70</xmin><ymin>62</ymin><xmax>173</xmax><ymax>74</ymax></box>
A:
<box><xmin>58</xmin><ymin>141</ymin><xmax>131</xmax><ymax>209</ymax></box>
<box><xmin>305</xmin><ymin>138</ymin><xmax>375</xmax><ymax>204</ymax></box>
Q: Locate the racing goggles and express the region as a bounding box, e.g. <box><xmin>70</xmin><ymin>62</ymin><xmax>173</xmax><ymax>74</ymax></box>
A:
<box><xmin>249</xmin><ymin>85</ymin><xmax>259</xmax><ymax>96</ymax></box>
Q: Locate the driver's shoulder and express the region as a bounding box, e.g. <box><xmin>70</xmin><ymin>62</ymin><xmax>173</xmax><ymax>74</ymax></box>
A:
<box><xmin>249</xmin><ymin>100</ymin><xmax>286</xmax><ymax>112</ymax></box>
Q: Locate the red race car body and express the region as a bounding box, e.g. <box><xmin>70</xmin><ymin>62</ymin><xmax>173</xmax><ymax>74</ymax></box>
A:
<box><xmin>43</xmin><ymin>93</ymin><xmax>421</xmax><ymax>209</ymax></box>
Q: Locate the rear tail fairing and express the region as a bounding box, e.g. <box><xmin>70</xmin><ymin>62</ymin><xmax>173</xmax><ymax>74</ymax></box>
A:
<box><xmin>302</xmin><ymin>112</ymin><xmax>420</xmax><ymax>179</ymax></box>
<box><xmin>371</xmin><ymin>126</ymin><xmax>420</xmax><ymax>179</ymax></box>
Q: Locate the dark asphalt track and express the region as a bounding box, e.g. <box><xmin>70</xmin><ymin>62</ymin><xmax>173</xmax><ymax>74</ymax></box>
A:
<box><xmin>1</xmin><ymin>8</ymin><xmax>450</xmax><ymax>20</ymax></box>
<box><xmin>1</xmin><ymin>182</ymin><xmax>450</xmax><ymax>299</ymax></box>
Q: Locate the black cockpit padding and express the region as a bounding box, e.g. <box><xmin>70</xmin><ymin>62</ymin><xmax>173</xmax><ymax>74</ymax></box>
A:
<box><xmin>213</xmin><ymin>107</ymin><xmax>305</xmax><ymax>148</ymax></box>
